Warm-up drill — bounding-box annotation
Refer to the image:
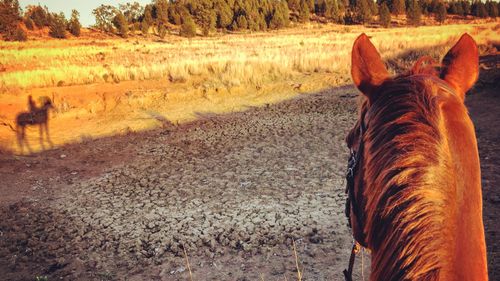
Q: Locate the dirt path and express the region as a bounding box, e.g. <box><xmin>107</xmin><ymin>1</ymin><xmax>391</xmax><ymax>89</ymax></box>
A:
<box><xmin>0</xmin><ymin>78</ymin><xmax>498</xmax><ymax>280</ymax></box>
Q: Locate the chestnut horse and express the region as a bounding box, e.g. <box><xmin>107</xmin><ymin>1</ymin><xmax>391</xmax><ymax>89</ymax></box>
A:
<box><xmin>345</xmin><ymin>34</ymin><xmax>488</xmax><ymax>280</ymax></box>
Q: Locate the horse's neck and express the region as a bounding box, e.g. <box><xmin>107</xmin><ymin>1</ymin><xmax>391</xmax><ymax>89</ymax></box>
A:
<box><xmin>366</xmin><ymin>98</ymin><xmax>488</xmax><ymax>281</ymax></box>
<box><xmin>34</xmin><ymin>106</ymin><xmax>49</xmax><ymax>116</ymax></box>
<box><xmin>439</xmin><ymin>100</ymin><xmax>488</xmax><ymax>280</ymax></box>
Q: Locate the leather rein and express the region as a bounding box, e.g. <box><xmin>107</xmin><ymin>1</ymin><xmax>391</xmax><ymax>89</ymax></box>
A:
<box><xmin>343</xmin><ymin>112</ymin><xmax>367</xmax><ymax>281</ymax></box>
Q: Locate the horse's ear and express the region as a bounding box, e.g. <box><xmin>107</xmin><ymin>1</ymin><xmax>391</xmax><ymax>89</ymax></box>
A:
<box><xmin>440</xmin><ymin>33</ymin><xmax>479</xmax><ymax>100</ymax></box>
<box><xmin>351</xmin><ymin>33</ymin><xmax>389</xmax><ymax>102</ymax></box>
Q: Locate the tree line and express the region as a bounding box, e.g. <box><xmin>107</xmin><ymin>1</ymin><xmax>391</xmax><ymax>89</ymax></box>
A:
<box><xmin>1</xmin><ymin>0</ymin><xmax>498</xmax><ymax>41</ymax></box>
<box><xmin>92</xmin><ymin>0</ymin><xmax>500</xmax><ymax>37</ymax></box>
<box><xmin>0</xmin><ymin>0</ymin><xmax>81</xmax><ymax>41</ymax></box>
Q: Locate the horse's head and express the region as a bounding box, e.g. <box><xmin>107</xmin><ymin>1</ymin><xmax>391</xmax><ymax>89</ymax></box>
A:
<box><xmin>39</xmin><ymin>96</ymin><xmax>54</xmax><ymax>110</ymax></box>
<box><xmin>345</xmin><ymin>33</ymin><xmax>479</xmax><ymax>247</ymax></box>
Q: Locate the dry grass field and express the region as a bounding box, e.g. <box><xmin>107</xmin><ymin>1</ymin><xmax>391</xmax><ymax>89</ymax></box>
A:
<box><xmin>0</xmin><ymin>22</ymin><xmax>499</xmax><ymax>281</ymax></box>
<box><xmin>0</xmin><ymin>22</ymin><xmax>498</xmax><ymax>153</ymax></box>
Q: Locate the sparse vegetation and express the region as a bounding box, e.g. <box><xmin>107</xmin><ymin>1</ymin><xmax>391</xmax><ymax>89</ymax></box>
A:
<box><xmin>435</xmin><ymin>2</ymin><xmax>447</xmax><ymax>24</ymax></box>
<box><xmin>23</xmin><ymin>17</ymin><xmax>34</xmax><ymax>30</ymax></box>
<box><xmin>68</xmin><ymin>9</ymin><xmax>81</xmax><ymax>37</ymax></box>
<box><xmin>354</xmin><ymin>0</ymin><xmax>373</xmax><ymax>24</ymax></box>
<box><xmin>379</xmin><ymin>2</ymin><xmax>391</xmax><ymax>27</ymax></box>
<box><xmin>0</xmin><ymin>23</ymin><xmax>494</xmax><ymax>92</ymax></box>
<box><xmin>298</xmin><ymin>0</ymin><xmax>311</xmax><ymax>22</ymax></box>
<box><xmin>25</xmin><ymin>4</ymin><xmax>50</xmax><ymax>28</ymax></box>
<box><xmin>8</xmin><ymin>25</ymin><xmax>26</xmax><ymax>41</ymax></box>
<box><xmin>0</xmin><ymin>0</ymin><xmax>21</xmax><ymax>38</ymax></box>
<box><xmin>406</xmin><ymin>0</ymin><xmax>422</xmax><ymax>26</ymax></box>
<box><xmin>93</xmin><ymin>4</ymin><xmax>116</xmax><ymax>32</ymax></box>
<box><xmin>486</xmin><ymin>0</ymin><xmax>498</xmax><ymax>18</ymax></box>
<box><xmin>180</xmin><ymin>14</ymin><xmax>197</xmax><ymax>37</ymax></box>
<box><xmin>472</xmin><ymin>1</ymin><xmax>488</xmax><ymax>18</ymax></box>
<box><xmin>141</xmin><ymin>20</ymin><xmax>150</xmax><ymax>35</ymax></box>
<box><xmin>112</xmin><ymin>11</ymin><xmax>129</xmax><ymax>37</ymax></box>
<box><xmin>392</xmin><ymin>0</ymin><xmax>406</xmax><ymax>16</ymax></box>
<box><xmin>158</xmin><ymin>24</ymin><xmax>167</xmax><ymax>38</ymax></box>
<box><xmin>49</xmin><ymin>12</ymin><xmax>67</xmax><ymax>38</ymax></box>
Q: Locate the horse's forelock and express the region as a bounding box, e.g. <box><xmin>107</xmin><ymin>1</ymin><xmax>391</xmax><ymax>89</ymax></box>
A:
<box><xmin>410</xmin><ymin>56</ymin><xmax>439</xmax><ymax>76</ymax></box>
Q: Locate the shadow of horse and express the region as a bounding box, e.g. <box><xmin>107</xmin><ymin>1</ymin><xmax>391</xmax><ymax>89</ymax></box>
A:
<box><xmin>15</xmin><ymin>97</ymin><xmax>54</xmax><ymax>154</ymax></box>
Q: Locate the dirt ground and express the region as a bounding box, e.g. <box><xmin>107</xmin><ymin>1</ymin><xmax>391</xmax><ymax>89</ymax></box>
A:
<box><xmin>0</xmin><ymin>69</ymin><xmax>498</xmax><ymax>280</ymax></box>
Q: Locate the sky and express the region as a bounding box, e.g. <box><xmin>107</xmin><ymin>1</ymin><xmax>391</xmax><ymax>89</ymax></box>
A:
<box><xmin>19</xmin><ymin>1</ymin><xmax>151</xmax><ymax>27</ymax></box>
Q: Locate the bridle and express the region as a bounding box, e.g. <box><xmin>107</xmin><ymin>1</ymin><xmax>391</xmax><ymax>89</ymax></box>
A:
<box><xmin>343</xmin><ymin>111</ymin><xmax>368</xmax><ymax>281</ymax></box>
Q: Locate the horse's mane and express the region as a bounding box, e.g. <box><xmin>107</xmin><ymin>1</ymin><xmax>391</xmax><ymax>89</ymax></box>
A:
<box><xmin>353</xmin><ymin>62</ymin><xmax>456</xmax><ymax>280</ymax></box>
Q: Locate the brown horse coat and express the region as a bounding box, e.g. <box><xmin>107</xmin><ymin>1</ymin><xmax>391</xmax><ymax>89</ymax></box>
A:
<box><xmin>347</xmin><ymin>34</ymin><xmax>488</xmax><ymax>280</ymax></box>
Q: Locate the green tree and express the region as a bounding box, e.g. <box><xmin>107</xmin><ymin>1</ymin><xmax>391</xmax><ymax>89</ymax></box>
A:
<box><xmin>158</xmin><ymin>23</ymin><xmax>167</xmax><ymax>38</ymax></box>
<box><xmin>112</xmin><ymin>11</ymin><xmax>129</xmax><ymax>37</ymax></box>
<box><xmin>236</xmin><ymin>15</ymin><xmax>248</xmax><ymax>29</ymax></box>
<box><xmin>214</xmin><ymin>0</ymin><xmax>233</xmax><ymax>28</ymax></box>
<box><xmin>25</xmin><ymin>5</ymin><xmax>50</xmax><ymax>28</ymax></box>
<box><xmin>68</xmin><ymin>9</ymin><xmax>81</xmax><ymax>36</ymax></box>
<box><xmin>287</xmin><ymin>0</ymin><xmax>301</xmax><ymax>12</ymax></box>
<box><xmin>453</xmin><ymin>2</ymin><xmax>465</xmax><ymax>16</ymax></box>
<box><xmin>167</xmin><ymin>3</ymin><xmax>188</xmax><ymax>25</ymax></box>
<box><xmin>472</xmin><ymin>1</ymin><xmax>488</xmax><ymax>18</ymax></box>
<box><xmin>379</xmin><ymin>2</ymin><xmax>391</xmax><ymax>27</ymax></box>
<box><xmin>141</xmin><ymin>20</ymin><xmax>149</xmax><ymax>34</ymax></box>
<box><xmin>316</xmin><ymin>0</ymin><xmax>328</xmax><ymax>14</ymax></box>
<box><xmin>269</xmin><ymin>1</ymin><xmax>290</xmax><ymax>29</ymax></box>
<box><xmin>0</xmin><ymin>0</ymin><xmax>20</xmax><ymax>34</ymax></box>
<box><xmin>392</xmin><ymin>0</ymin><xmax>405</xmax><ymax>15</ymax></box>
<box><xmin>11</xmin><ymin>26</ymin><xmax>26</xmax><ymax>40</ymax></box>
<box><xmin>298</xmin><ymin>0</ymin><xmax>310</xmax><ymax>22</ymax></box>
<box><xmin>93</xmin><ymin>4</ymin><xmax>116</xmax><ymax>32</ymax></box>
<box><xmin>307</xmin><ymin>0</ymin><xmax>315</xmax><ymax>12</ymax></box>
<box><xmin>0</xmin><ymin>0</ymin><xmax>21</xmax><ymax>34</ymax></box>
<box><xmin>143</xmin><ymin>4</ymin><xmax>154</xmax><ymax>25</ymax></box>
<box><xmin>258</xmin><ymin>11</ymin><xmax>269</xmax><ymax>30</ymax></box>
<box><xmin>180</xmin><ymin>14</ymin><xmax>197</xmax><ymax>37</ymax></box>
<box><xmin>189</xmin><ymin>0</ymin><xmax>216</xmax><ymax>36</ymax></box>
<box><xmin>24</xmin><ymin>17</ymin><xmax>34</xmax><ymax>30</ymax></box>
<box><xmin>428</xmin><ymin>0</ymin><xmax>438</xmax><ymax>13</ymax></box>
<box><xmin>406</xmin><ymin>0</ymin><xmax>421</xmax><ymax>25</ymax></box>
<box><xmin>418</xmin><ymin>0</ymin><xmax>429</xmax><ymax>15</ymax></box>
<box><xmin>435</xmin><ymin>2</ymin><xmax>446</xmax><ymax>23</ymax></box>
<box><xmin>327</xmin><ymin>0</ymin><xmax>345</xmax><ymax>23</ymax></box>
<box><xmin>49</xmin><ymin>12</ymin><xmax>67</xmax><ymax>38</ymax></box>
<box><xmin>370</xmin><ymin>0</ymin><xmax>379</xmax><ymax>16</ymax></box>
<box><xmin>462</xmin><ymin>1</ymin><xmax>471</xmax><ymax>15</ymax></box>
<box><xmin>154</xmin><ymin>0</ymin><xmax>169</xmax><ymax>26</ymax></box>
<box><xmin>486</xmin><ymin>0</ymin><xmax>498</xmax><ymax>17</ymax></box>
<box><xmin>119</xmin><ymin>1</ymin><xmax>144</xmax><ymax>24</ymax></box>
<box><xmin>0</xmin><ymin>0</ymin><xmax>29</xmax><ymax>41</ymax></box>
<box><xmin>355</xmin><ymin>0</ymin><xmax>373</xmax><ymax>24</ymax></box>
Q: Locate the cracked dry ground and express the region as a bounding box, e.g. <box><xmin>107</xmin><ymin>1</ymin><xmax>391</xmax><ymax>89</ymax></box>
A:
<box><xmin>0</xmin><ymin>83</ymin><xmax>499</xmax><ymax>281</ymax></box>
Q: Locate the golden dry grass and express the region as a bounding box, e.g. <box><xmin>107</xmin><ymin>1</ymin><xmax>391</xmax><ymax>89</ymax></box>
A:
<box><xmin>0</xmin><ymin>22</ymin><xmax>497</xmax><ymax>153</ymax></box>
<box><xmin>1</xmin><ymin>23</ymin><xmax>497</xmax><ymax>91</ymax></box>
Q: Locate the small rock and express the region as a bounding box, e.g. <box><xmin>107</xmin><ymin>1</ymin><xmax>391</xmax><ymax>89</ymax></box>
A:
<box><xmin>170</xmin><ymin>266</ymin><xmax>186</xmax><ymax>274</ymax></box>
<box><xmin>60</xmin><ymin>154</ymin><xmax>67</xmax><ymax>159</ymax></box>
